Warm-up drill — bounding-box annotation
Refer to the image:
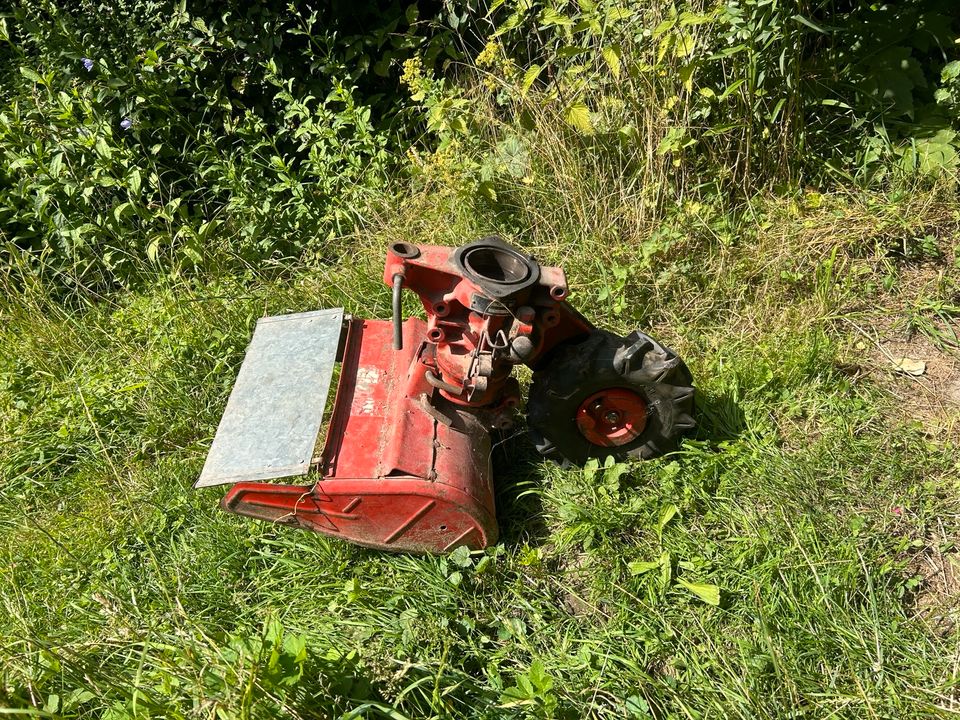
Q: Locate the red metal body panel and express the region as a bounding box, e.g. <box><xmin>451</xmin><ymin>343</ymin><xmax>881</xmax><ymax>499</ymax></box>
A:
<box><xmin>223</xmin><ymin>479</ymin><xmax>496</xmax><ymax>552</ymax></box>
<box><xmin>324</xmin><ymin>318</ymin><xmax>435</xmax><ymax>480</ymax></box>
<box><xmin>222</xmin><ymin>318</ymin><xmax>498</xmax><ymax>553</ymax></box>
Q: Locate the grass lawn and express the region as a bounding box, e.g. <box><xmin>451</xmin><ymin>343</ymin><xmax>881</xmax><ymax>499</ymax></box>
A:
<box><xmin>1</xmin><ymin>188</ymin><xmax>959</xmax><ymax>718</ymax></box>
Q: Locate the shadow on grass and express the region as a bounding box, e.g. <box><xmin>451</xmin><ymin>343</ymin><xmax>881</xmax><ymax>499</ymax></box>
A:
<box><xmin>490</xmin><ymin>427</ymin><xmax>550</xmax><ymax>547</ymax></box>
<box><xmin>490</xmin><ymin>388</ymin><xmax>750</xmax><ymax>547</ymax></box>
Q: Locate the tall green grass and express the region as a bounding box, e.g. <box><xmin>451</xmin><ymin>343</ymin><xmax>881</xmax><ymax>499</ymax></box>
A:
<box><xmin>2</xmin><ymin>187</ymin><xmax>958</xmax><ymax>717</ymax></box>
<box><xmin>1</xmin><ymin>1</ymin><xmax>959</xmax><ymax>717</ymax></box>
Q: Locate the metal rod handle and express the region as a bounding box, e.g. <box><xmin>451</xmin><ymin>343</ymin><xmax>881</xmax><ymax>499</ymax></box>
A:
<box><xmin>391</xmin><ymin>273</ymin><xmax>404</xmax><ymax>350</ymax></box>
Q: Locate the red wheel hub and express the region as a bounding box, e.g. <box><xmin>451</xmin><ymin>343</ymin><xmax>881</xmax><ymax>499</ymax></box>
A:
<box><xmin>575</xmin><ymin>388</ymin><xmax>647</xmax><ymax>447</ymax></box>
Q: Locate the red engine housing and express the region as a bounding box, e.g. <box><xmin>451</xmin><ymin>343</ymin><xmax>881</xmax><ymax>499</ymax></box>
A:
<box><xmin>221</xmin><ymin>238</ymin><xmax>594</xmax><ymax>552</ymax></box>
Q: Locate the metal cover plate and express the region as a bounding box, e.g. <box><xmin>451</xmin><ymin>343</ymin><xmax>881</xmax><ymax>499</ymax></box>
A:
<box><xmin>195</xmin><ymin>308</ymin><xmax>344</xmax><ymax>488</ymax></box>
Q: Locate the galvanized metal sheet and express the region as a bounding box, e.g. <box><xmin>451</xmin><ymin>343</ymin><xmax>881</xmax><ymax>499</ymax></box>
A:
<box><xmin>195</xmin><ymin>308</ymin><xmax>344</xmax><ymax>488</ymax></box>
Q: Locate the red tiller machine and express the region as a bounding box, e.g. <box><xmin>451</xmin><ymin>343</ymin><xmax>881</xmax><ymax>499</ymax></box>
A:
<box><xmin>195</xmin><ymin>238</ymin><xmax>695</xmax><ymax>553</ymax></box>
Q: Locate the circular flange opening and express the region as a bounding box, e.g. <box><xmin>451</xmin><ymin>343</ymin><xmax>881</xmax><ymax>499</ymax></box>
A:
<box><xmin>462</xmin><ymin>246</ymin><xmax>531</xmax><ymax>285</ymax></box>
<box><xmin>391</xmin><ymin>242</ymin><xmax>420</xmax><ymax>259</ymax></box>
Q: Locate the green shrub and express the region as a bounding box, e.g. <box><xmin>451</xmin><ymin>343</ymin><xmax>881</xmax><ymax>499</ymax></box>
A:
<box><xmin>1</xmin><ymin>1</ymin><xmax>957</xmax><ymax>290</ymax></box>
<box><xmin>0</xmin><ymin>1</ymin><xmax>474</xmax><ymax>287</ymax></box>
<box><xmin>401</xmin><ymin>0</ymin><xmax>960</xmax><ymax>204</ymax></box>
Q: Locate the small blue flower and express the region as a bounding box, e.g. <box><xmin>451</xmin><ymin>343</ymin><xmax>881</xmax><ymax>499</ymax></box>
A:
<box><xmin>120</xmin><ymin>118</ymin><xmax>133</xmax><ymax>130</ymax></box>
<box><xmin>81</xmin><ymin>57</ymin><xmax>94</xmax><ymax>72</ymax></box>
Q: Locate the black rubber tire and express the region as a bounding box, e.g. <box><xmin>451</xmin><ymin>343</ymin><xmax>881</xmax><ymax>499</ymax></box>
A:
<box><xmin>526</xmin><ymin>329</ymin><xmax>695</xmax><ymax>466</ymax></box>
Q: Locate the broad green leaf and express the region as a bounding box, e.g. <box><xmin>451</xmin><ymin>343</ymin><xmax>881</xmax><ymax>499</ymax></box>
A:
<box><xmin>677</xmin><ymin>579</ymin><xmax>721</xmax><ymax>606</ymax></box>
<box><xmin>652</xmin><ymin>18</ymin><xmax>675</xmax><ymax>37</ymax></box>
<box><xmin>9</xmin><ymin>156</ymin><xmax>34</xmax><ymax>171</ymax></box>
<box><xmin>660</xmin><ymin>551</ymin><xmax>672</xmax><ymax>589</ymax></box>
<box><xmin>48</xmin><ymin>153</ymin><xmax>64</xmax><ymax>177</ymax></box>
<box><xmin>557</xmin><ymin>44</ymin><xmax>587</xmax><ymax>59</ymax></box>
<box><xmin>602</xmin><ymin>460</ymin><xmax>629</xmax><ymax>489</ymax></box>
<box><xmin>146</xmin><ymin>237</ymin><xmax>160</xmax><ymax>264</ymax></box>
<box><xmin>583</xmin><ymin>457</ymin><xmax>600</xmax><ymax>482</ymax></box>
<box><xmin>678</xmin><ymin>10</ymin><xmax>716</xmax><ymax>26</ymax></box>
<box><xmin>657</xmin><ymin>127</ymin><xmax>692</xmax><ymax>155</ymax></box>
<box><xmin>674</xmin><ymin>32</ymin><xmax>696</xmax><ymax>58</ymax></box>
<box><xmin>263</xmin><ymin>615</ymin><xmax>283</xmax><ymax>646</ymax></box>
<box><xmin>521</xmin><ymin>64</ymin><xmax>542</xmax><ymax>96</ymax></box>
<box><xmin>495</xmin><ymin>9</ymin><xmax>525</xmax><ymax>35</ymax></box>
<box><xmin>606</xmin><ymin>7</ymin><xmax>632</xmax><ymax>22</ymax></box>
<box><xmin>128</xmin><ymin>168</ymin><xmax>142</xmax><ymax>195</ymax></box>
<box><xmin>678</xmin><ymin>62</ymin><xmax>696</xmax><ymax>92</ymax></box>
<box><xmin>449</xmin><ymin>544</ymin><xmax>473</xmax><ymax>567</ymax></box>
<box><xmin>182</xmin><ymin>245</ymin><xmax>202</xmax><ymax>265</ymax></box>
<box><xmin>628</xmin><ymin>559</ymin><xmax>661</xmax><ymax>575</ymax></box>
<box><xmin>95</xmin><ymin>137</ymin><xmax>112</xmax><ymax>160</ymax></box>
<box><xmin>528</xmin><ymin>659</ymin><xmax>553</xmax><ymax>692</ymax></box>
<box><xmin>113</xmin><ymin>201</ymin><xmax>133</xmax><ymax>224</ymax></box>
<box><xmin>658</xmin><ymin>503</ymin><xmax>679</xmax><ymax>533</ymax></box>
<box><xmin>540</xmin><ymin>8</ymin><xmax>573</xmax><ymax>27</ymax></box>
<box><xmin>19</xmin><ymin>66</ymin><xmax>43</xmax><ymax>84</ymax></box>
<box><xmin>625</xmin><ymin>694</ymin><xmax>651</xmax><ymax>718</ymax></box>
<box><xmin>564</xmin><ymin>102</ymin><xmax>593</xmax><ymax>134</ymax></box>
<box><xmin>43</xmin><ymin>694</ymin><xmax>60</xmax><ymax>713</ymax></box>
<box><xmin>601</xmin><ymin>46</ymin><xmax>621</xmax><ymax>79</ymax></box>
<box><xmin>899</xmin><ymin>129</ymin><xmax>959</xmax><ymax>176</ymax></box>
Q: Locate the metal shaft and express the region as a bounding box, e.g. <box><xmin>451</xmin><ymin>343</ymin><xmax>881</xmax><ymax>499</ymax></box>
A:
<box><xmin>392</xmin><ymin>273</ymin><xmax>404</xmax><ymax>350</ymax></box>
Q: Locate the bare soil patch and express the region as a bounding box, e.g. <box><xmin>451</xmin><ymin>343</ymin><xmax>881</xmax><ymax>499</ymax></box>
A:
<box><xmin>906</xmin><ymin>528</ymin><xmax>960</xmax><ymax>637</ymax></box>
<box><xmin>873</xmin><ymin>330</ymin><xmax>960</xmax><ymax>436</ymax></box>
<box><xmin>843</xmin><ymin>293</ymin><xmax>960</xmax><ymax>441</ymax></box>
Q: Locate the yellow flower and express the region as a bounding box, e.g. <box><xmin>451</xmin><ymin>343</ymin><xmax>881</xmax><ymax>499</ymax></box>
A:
<box><xmin>476</xmin><ymin>40</ymin><xmax>500</xmax><ymax>68</ymax></box>
<box><xmin>401</xmin><ymin>56</ymin><xmax>423</xmax><ymax>87</ymax></box>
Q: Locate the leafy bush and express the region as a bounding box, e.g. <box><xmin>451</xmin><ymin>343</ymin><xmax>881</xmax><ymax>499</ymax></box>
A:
<box><xmin>1</xmin><ymin>1</ymin><xmax>957</xmax><ymax>289</ymax></box>
<box><xmin>401</xmin><ymin>0</ymin><xmax>960</xmax><ymax>205</ymax></box>
<box><xmin>0</xmin><ymin>0</ymin><xmax>473</xmax><ymax>287</ymax></box>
